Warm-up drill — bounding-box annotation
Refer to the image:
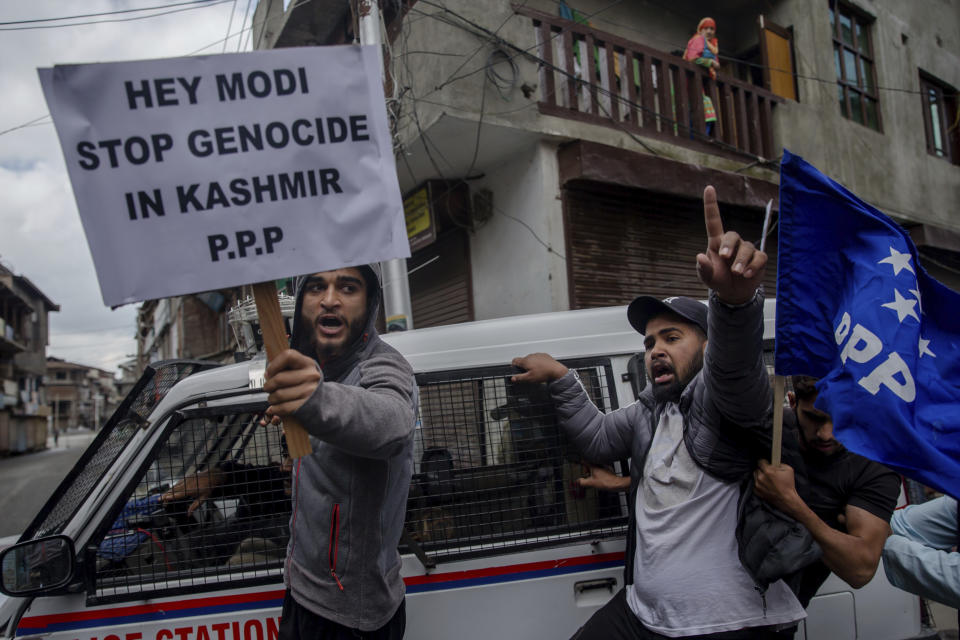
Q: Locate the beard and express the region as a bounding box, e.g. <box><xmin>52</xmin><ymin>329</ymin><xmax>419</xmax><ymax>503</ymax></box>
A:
<box><xmin>798</xmin><ymin>422</ymin><xmax>845</xmax><ymax>463</ymax></box>
<box><xmin>650</xmin><ymin>349</ymin><xmax>704</xmax><ymax>404</ymax></box>
<box><xmin>311</xmin><ymin>314</ymin><xmax>366</xmax><ymax>360</ymax></box>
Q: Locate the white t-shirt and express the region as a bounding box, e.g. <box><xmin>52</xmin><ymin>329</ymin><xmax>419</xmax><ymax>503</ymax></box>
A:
<box><xmin>625</xmin><ymin>403</ymin><xmax>805</xmax><ymax>637</ymax></box>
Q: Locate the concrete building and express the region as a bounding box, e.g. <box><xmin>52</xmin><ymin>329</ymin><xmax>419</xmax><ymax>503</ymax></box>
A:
<box><xmin>45</xmin><ymin>358</ymin><xmax>119</xmax><ymax>433</ymax></box>
<box><xmin>0</xmin><ymin>264</ymin><xmax>58</xmax><ymax>454</ymax></box>
<box><xmin>135</xmin><ymin>288</ymin><xmax>247</xmax><ymax>374</ymax></box>
<box><xmin>252</xmin><ymin>0</ymin><xmax>960</xmax><ymax>326</ymax></box>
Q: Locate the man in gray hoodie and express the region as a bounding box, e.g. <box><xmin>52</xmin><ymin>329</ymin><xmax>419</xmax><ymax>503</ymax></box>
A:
<box><xmin>263</xmin><ymin>263</ymin><xmax>417</xmax><ymax>640</ymax></box>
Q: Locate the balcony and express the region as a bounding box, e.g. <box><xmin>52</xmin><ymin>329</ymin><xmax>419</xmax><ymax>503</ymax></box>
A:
<box><xmin>516</xmin><ymin>6</ymin><xmax>783</xmax><ymax>161</ymax></box>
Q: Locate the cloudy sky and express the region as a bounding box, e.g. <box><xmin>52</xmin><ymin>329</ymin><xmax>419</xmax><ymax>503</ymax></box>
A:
<box><xmin>0</xmin><ymin>1</ymin><xmax>253</xmax><ymax>374</ymax></box>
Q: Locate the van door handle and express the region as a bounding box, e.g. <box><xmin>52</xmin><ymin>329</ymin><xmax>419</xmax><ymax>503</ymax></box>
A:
<box><xmin>574</xmin><ymin>577</ymin><xmax>617</xmax><ymax>594</ymax></box>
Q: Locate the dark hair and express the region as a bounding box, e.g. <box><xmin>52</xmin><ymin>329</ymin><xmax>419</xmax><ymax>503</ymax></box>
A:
<box><xmin>791</xmin><ymin>375</ymin><xmax>819</xmax><ymax>401</ymax></box>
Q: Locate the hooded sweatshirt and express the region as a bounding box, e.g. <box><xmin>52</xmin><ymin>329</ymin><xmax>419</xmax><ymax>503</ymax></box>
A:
<box><xmin>284</xmin><ymin>264</ymin><xmax>418</xmax><ymax>631</ymax></box>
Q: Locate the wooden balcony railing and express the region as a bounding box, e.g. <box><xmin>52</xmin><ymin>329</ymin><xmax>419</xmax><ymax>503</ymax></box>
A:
<box><xmin>516</xmin><ymin>6</ymin><xmax>783</xmax><ymax>160</ymax></box>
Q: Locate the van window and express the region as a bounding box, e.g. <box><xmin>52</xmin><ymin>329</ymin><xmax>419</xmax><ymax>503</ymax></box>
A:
<box><xmin>89</xmin><ymin>406</ymin><xmax>290</xmax><ymax>603</ymax></box>
<box><xmin>22</xmin><ymin>361</ymin><xmax>217</xmax><ymax>542</ymax></box>
<box><xmin>405</xmin><ymin>360</ymin><xmax>628</xmax><ymax>561</ymax></box>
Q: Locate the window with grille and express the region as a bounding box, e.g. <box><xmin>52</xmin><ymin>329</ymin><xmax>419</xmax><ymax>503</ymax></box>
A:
<box><xmin>87</xmin><ymin>359</ymin><xmax>629</xmax><ymax>603</ymax></box>
<box><xmin>920</xmin><ymin>72</ymin><xmax>959</xmax><ymax>165</ymax></box>
<box><xmin>404</xmin><ymin>359</ymin><xmax>628</xmax><ymax>562</ymax></box>
<box><xmin>89</xmin><ymin>407</ymin><xmax>290</xmax><ymax>603</ymax></box>
<box><xmin>830</xmin><ymin>1</ymin><xmax>881</xmax><ymax>131</ymax></box>
<box><xmin>23</xmin><ymin>361</ymin><xmax>218</xmax><ymax>542</ymax></box>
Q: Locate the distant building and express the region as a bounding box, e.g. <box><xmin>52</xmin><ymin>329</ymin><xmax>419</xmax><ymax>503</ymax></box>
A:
<box><xmin>135</xmin><ymin>289</ymin><xmax>247</xmax><ymax>375</ymax></box>
<box><xmin>45</xmin><ymin>358</ymin><xmax>119</xmax><ymax>433</ymax></box>
<box><xmin>0</xmin><ymin>263</ymin><xmax>58</xmax><ymax>454</ymax></box>
<box><xmin>116</xmin><ymin>357</ymin><xmax>140</xmax><ymax>400</ymax></box>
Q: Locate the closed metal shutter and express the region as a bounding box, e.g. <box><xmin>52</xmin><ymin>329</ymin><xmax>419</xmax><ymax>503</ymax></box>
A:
<box><xmin>410</xmin><ymin>229</ymin><xmax>474</xmax><ymax>328</ymax></box>
<box><xmin>565</xmin><ymin>181</ymin><xmax>778</xmax><ymax>308</ymax></box>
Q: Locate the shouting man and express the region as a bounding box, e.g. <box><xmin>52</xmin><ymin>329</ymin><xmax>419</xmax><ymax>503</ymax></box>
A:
<box><xmin>264</xmin><ymin>264</ymin><xmax>417</xmax><ymax>640</ymax></box>
<box><xmin>512</xmin><ymin>187</ymin><xmax>805</xmax><ymax>639</ymax></box>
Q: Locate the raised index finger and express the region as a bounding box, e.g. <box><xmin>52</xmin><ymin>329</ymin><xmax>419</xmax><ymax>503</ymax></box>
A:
<box><xmin>703</xmin><ymin>185</ymin><xmax>724</xmax><ymax>248</ymax></box>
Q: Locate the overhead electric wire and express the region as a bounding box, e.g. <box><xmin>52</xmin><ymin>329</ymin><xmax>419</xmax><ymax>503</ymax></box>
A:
<box><xmin>0</xmin><ymin>0</ymin><xmax>292</xmax><ymax>138</ymax></box>
<box><xmin>0</xmin><ymin>115</ymin><xmax>51</xmax><ymax>137</ymax></box>
<box><xmin>0</xmin><ymin>0</ymin><xmax>234</xmax><ymax>31</ymax></box>
<box><xmin>222</xmin><ymin>0</ymin><xmax>240</xmax><ymax>52</ymax></box>
<box><xmin>236</xmin><ymin>0</ymin><xmax>255</xmax><ymax>52</ymax></box>
<box><xmin>0</xmin><ymin>0</ymin><xmax>227</xmax><ymax>26</ymax></box>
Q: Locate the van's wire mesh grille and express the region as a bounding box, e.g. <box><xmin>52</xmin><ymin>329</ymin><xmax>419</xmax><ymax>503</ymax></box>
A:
<box><xmin>93</xmin><ymin>414</ymin><xmax>289</xmax><ymax>600</ymax></box>
<box><xmin>23</xmin><ymin>361</ymin><xmax>218</xmax><ymax>541</ymax></box>
<box><xmin>405</xmin><ymin>361</ymin><xmax>628</xmax><ymax>560</ymax></box>
<box><xmin>89</xmin><ymin>360</ymin><xmax>627</xmax><ymax>602</ymax></box>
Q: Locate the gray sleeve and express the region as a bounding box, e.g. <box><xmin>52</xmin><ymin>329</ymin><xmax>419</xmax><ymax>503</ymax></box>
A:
<box><xmin>883</xmin><ymin>534</ymin><xmax>960</xmax><ymax>608</ymax></box>
<box><xmin>702</xmin><ymin>290</ymin><xmax>771</xmax><ymax>430</ymax></box>
<box><xmin>293</xmin><ymin>352</ymin><xmax>417</xmax><ymax>459</ymax></box>
<box><xmin>548</xmin><ymin>370</ymin><xmax>642</xmax><ymax>464</ymax></box>
<box><xmin>890</xmin><ymin>496</ymin><xmax>959</xmax><ymax>550</ymax></box>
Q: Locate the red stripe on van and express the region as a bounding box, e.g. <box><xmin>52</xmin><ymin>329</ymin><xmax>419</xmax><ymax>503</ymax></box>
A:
<box><xmin>18</xmin><ymin>589</ymin><xmax>286</xmax><ymax>626</ymax></box>
<box><xmin>403</xmin><ymin>552</ymin><xmax>625</xmax><ymax>586</ymax></box>
<box><xmin>20</xmin><ymin>552</ymin><xmax>624</xmax><ymax>628</ymax></box>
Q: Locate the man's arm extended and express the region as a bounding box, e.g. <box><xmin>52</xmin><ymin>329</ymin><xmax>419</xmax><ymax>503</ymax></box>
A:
<box><xmin>755</xmin><ymin>460</ymin><xmax>889</xmax><ymax>587</ymax></box>
<box><xmin>578</xmin><ymin>463</ymin><xmax>631</xmax><ymax>491</ymax></box>
<box><xmin>265</xmin><ymin>349</ymin><xmax>416</xmax><ymax>459</ymax></box>
<box><xmin>882</xmin><ymin>495</ymin><xmax>960</xmax><ymax>607</ymax></box>
<box><xmin>695</xmin><ymin>186</ymin><xmax>771</xmax><ymax>428</ymax></box>
<box><xmin>511</xmin><ymin>353</ymin><xmax>637</xmax><ymax>464</ymax></box>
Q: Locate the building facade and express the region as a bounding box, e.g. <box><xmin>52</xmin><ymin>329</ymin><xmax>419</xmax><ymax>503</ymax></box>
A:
<box><xmin>135</xmin><ymin>289</ymin><xmax>245</xmax><ymax>373</ymax></box>
<box><xmin>251</xmin><ymin>0</ymin><xmax>960</xmax><ymax>327</ymax></box>
<box><xmin>45</xmin><ymin>358</ymin><xmax>119</xmax><ymax>434</ymax></box>
<box><xmin>0</xmin><ymin>263</ymin><xmax>58</xmax><ymax>454</ymax></box>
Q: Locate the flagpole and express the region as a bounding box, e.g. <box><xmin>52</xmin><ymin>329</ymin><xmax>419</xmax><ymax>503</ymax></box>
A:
<box><xmin>760</xmin><ymin>199</ymin><xmax>773</xmax><ymax>253</ymax></box>
<box><xmin>761</xmin><ymin>198</ymin><xmax>784</xmax><ymax>466</ymax></box>
<box><xmin>771</xmin><ymin>374</ymin><xmax>785</xmax><ymax>466</ymax></box>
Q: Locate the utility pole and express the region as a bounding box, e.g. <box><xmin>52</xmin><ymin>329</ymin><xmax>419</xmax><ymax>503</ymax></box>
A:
<box><xmin>359</xmin><ymin>0</ymin><xmax>414</xmax><ymax>331</ymax></box>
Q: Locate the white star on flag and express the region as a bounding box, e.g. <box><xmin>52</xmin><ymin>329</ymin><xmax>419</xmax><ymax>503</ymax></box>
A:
<box><xmin>909</xmin><ymin>288</ymin><xmax>924</xmax><ymax>314</ymax></box>
<box><xmin>919</xmin><ymin>336</ymin><xmax>936</xmax><ymax>359</ymax></box>
<box><xmin>878</xmin><ymin>246</ymin><xmax>915</xmax><ymax>276</ymax></box>
<box><xmin>882</xmin><ymin>289</ymin><xmax>920</xmax><ymax>323</ymax></box>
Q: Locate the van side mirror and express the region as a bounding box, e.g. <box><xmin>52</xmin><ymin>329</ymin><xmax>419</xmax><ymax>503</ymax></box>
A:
<box><xmin>626</xmin><ymin>353</ymin><xmax>646</xmax><ymax>400</ymax></box>
<box><xmin>0</xmin><ymin>535</ymin><xmax>76</xmax><ymax>597</ymax></box>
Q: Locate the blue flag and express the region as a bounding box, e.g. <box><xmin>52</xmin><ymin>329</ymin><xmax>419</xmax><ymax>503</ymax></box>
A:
<box><xmin>775</xmin><ymin>150</ymin><xmax>960</xmax><ymax>500</ymax></box>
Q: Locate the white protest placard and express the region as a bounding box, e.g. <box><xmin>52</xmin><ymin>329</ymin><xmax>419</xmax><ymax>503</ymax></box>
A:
<box><xmin>39</xmin><ymin>47</ymin><xmax>409</xmax><ymax>307</ymax></box>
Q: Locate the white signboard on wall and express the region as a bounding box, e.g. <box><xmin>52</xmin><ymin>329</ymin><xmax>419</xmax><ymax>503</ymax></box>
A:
<box><xmin>39</xmin><ymin>46</ymin><xmax>409</xmax><ymax>307</ymax></box>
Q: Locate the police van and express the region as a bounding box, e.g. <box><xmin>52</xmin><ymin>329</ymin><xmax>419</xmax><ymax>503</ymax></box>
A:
<box><xmin>0</xmin><ymin>301</ymin><xmax>921</xmax><ymax>640</ymax></box>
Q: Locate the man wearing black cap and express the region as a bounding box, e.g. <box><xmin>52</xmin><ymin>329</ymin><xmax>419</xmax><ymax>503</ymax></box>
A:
<box><xmin>513</xmin><ymin>187</ymin><xmax>804</xmax><ymax>639</ymax></box>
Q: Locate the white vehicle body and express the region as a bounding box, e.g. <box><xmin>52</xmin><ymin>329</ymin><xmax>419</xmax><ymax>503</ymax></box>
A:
<box><xmin>0</xmin><ymin>303</ymin><xmax>920</xmax><ymax>640</ymax></box>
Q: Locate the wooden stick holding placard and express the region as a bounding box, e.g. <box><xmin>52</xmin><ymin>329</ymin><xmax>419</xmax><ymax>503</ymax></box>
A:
<box><xmin>252</xmin><ymin>281</ymin><xmax>313</xmax><ymax>458</ymax></box>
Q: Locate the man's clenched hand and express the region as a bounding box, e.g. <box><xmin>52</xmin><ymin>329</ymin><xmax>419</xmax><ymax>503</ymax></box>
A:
<box><xmin>754</xmin><ymin>460</ymin><xmax>803</xmax><ymax>518</ymax></box>
<box><xmin>511</xmin><ymin>353</ymin><xmax>569</xmax><ymax>384</ymax></box>
<box><xmin>264</xmin><ymin>349</ymin><xmax>322</xmax><ymax>419</ymax></box>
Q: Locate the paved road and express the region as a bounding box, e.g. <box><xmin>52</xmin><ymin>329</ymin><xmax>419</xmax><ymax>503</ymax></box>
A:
<box><xmin>0</xmin><ymin>429</ymin><xmax>97</xmax><ymax>538</ymax></box>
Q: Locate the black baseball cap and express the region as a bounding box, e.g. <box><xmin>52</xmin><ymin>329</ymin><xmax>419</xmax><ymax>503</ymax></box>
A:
<box><xmin>627</xmin><ymin>295</ymin><xmax>708</xmax><ymax>336</ymax></box>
